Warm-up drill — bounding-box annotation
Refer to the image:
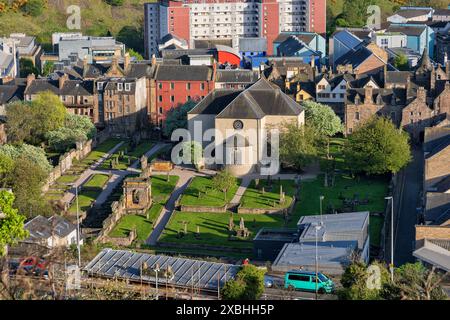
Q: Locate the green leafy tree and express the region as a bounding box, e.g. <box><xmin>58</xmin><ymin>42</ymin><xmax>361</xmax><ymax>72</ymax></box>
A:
<box><xmin>0</xmin><ymin>153</ymin><xmax>14</xmax><ymax>187</ymax></box>
<box><xmin>5</xmin><ymin>101</ymin><xmax>34</xmax><ymax>144</ymax></box>
<box><xmin>344</xmin><ymin>116</ymin><xmax>411</xmax><ymax>175</ymax></box>
<box><xmin>42</xmin><ymin>61</ymin><xmax>55</xmax><ymax>76</ymax></box>
<box><xmin>175</xmin><ymin>141</ymin><xmax>203</xmax><ymax>170</ymax></box>
<box><xmin>221</xmin><ymin>265</ymin><xmax>265</xmax><ymax>300</ymax></box>
<box><xmin>116</xmin><ymin>25</ymin><xmax>144</xmax><ymax>55</ymax></box>
<box><xmin>0</xmin><ymin>190</ymin><xmax>28</xmax><ymax>256</ymax></box>
<box><xmin>302</xmin><ymin>101</ymin><xmax>343</xmax><ymax>158</ymax></box>
<box><xmin>0</xmin><ymin>144</ymin><xmax>52</xmax><ymax>174</ymax></box>
<box><xmin>105</xmin><ymin>0</ymin><xmax>124</xmax><ymax>6</ymax></box>
<box><xmin>19</xmin><ymin>58</ymin><xmax>39</xmax><ymax>78</ymax></box>
<box><xmin>21</xmin><ymin>0</ymin><xmax>45</xmax><ymax>16</ymax></box>
<box><xmin>390</xmin><ymin>262</ymin><xmax>448</xmax><ymax>300</ymax></box>
<box><xmin>393</xmin><ymin>54</ymin><xmax>409</xmax><ymax>71</ymax></box>
<box><xmin>6</xmin><ymin>156</ymin><xmax>53</xmax><ymax>218</ymax></box>
<box><xmin>46</xmin><ymin>114</ymin><xmax>96</xmax><ymax>152</ymax></box>
<box><xmin>127</xmin><ymin>48</ymin><xmax>144</xmax><ymax>61</ymax></box>
<box><xmin>279</xmin><ymin>122</ymin><xmax>320</xmax><ymax>171</ymax></box>
<box><xmin>338</xmin><ymin>261</ymin><xmax>391</xmax><ymax>300</ymax></box>
<box><xmin>163</xmin><ymin>100</ymin><xmax>197</xmax><ymax>137</ymax></box>
<box><xmin>211</xmin><ymin>169</ymin><xmax>237</xmax><ymax>201</ymax></box>
<box><xmin>30</xmin><ymin>91</ymin><xmax>67</xmax><ymax>142</ymax></box>
<box><xmin>341</xmin><ymin>0</ymin><xmax>375</xmax><ymax>27</ymax></box>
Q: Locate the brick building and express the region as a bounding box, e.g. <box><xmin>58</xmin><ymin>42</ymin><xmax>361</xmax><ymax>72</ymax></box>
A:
<box><xmin>144</xmin><ymin>0</ymin><xmax>327</xmax><ymax>58</ymax></box>
<box><xmin>151</xmin><ymin>64</ymin><xmax>215</xmax><ymax>126</ymax></box>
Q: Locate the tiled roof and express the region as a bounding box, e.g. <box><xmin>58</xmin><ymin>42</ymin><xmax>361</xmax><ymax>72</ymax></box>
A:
<box><xmin>155</xmin><ymin>65</ymin><xmax>213</xmax><ymax>81</ymax></box>
<box><xmin>188</xmin><ymin>89</ymin><xmax>242</xmax><ymax>115</ymax></box>
<box><xmin>386</xmin><ymin>24</ymin><xmax>426</xmax><ymax>36</ymax></box>
<box><xmin>425</xmin><ymin>192</ymin><xmax>450</xmax><ymax>224</ymax></box>
<box><xmin>393</xmin><ymin>8</ymin><xmax>432</xmax><ymax>19</ymax></box>
<box><xmin>215</xmin><ymin>69</ymin><xmax>259</xmax><ymax>84</ymax></box>
<box><xmin>334</xmin><ymin>46</ymin><xmax>373</xmax><ymax>69</ymax></box>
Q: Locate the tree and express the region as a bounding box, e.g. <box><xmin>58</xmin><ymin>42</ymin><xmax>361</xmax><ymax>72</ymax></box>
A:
<box><xmin>393</xmin><ymin>54</ymin><xmax>409</xmax><ymax>71</ymax></box>
<box><xmin>21</xmin><ymin>0</ymin><xmax>45</xmax><ymax>16</ymax></box>
<box><xmin>302</xmin><ymin>101</ymin><xmax>343</xmax><ymax>158</ymax></box>
<box><xmin>390</xmin><ymin>262</ymin><xmax>448</xmax><ymax>300</ymax></box>
<box><xmin>163</xmin><ymin>100</ymin><xmax>197</xmax><ymax>137</ymax></box>
<box><xmin>0</xmin><ymin>144</ymin><xmax>52</xmax><ymax>174</ymax></box>
<box><xmin>105</xmin><ymin>0</ymin><xmax>124</xmax><ymax>6</ymax></box>
<box><xmin>221</xmin><ymin>265</ymin><xmax>265</xmax><ymax>300</ymax></box>
<box><xmin>30</xmin><ymin>91</ymin><xmax>67</xmax><ymax>141</ymax></box>
<box><xmin>46</xmin><ymin>114</ymin><xmax>96</xmax><ymax>152</ymax></box>
<box><xmin>6</xmin><ymin>156</ymin><xmax>53</xmax><ymax>218</ymax></box>
<box><xmin>344</xmin><ymin>116</ymin><xmax>411</xmax><ymax>175</ymax></box>
<box><xmin>0</xmin><ymin>153</ymin><xmax>14</xmax><ymax>187</ymax></box>
<box><xmin>5</xmin><ymin>101</ymin><xmax>34</xmax><ymax>144</ymax></box>
<box><xmin>176</xmin><ymin>141</ymin><xmax>203</xmax><ymax>170</ymax></box>
<box><xmin>19</xmin><ymin>58</ymin><xmax>39</xmax><ymax>78</ymax></box>
<box><xmin>127</xmin><ymin>48</ymin><xmax>144</xmax><ymax>61</ymax></box>
<box><xmin>116</xmin><ymin>25</ymin><xmax>144</xmax><ymax>55</ymax></box>
<box><xmin>279</xmin><ymin>122</ymin><xmax>321</xmax><ymax>171</ymax></box>
<box><xmin>338</xmin><ymin>261</ymin><xmax>391</xmax><ymax>300</ymax></box>
<box><xmin>0</xmin><ymin>190</ymin><xmax>28</xmax><ymax>256</ymax></box>
<box><xmin>341</xmin><ymin>0</ymin><xmax>375</xmax><ymax>27</ymax></box>
<box><xmin>42</xmin><ymin>61</ymin><xmax>55</xmax><ymax>76</ymax></box>
<box><xmin>211</xmin><ymin>170</ymin><xmax>237</xmax><ymax>201</ymax></box>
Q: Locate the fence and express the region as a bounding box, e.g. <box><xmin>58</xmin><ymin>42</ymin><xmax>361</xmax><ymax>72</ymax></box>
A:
<box><xmin>380</xmin><ymin>173</ymin><xmax>397</xmax><ymax>261</ymax></box>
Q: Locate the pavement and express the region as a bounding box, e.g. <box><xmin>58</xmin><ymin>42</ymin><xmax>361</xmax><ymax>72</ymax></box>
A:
<box><xmin>393</xmin><ymin>146</ymin><xmax>423</xmax><ymax>266</ymax></box>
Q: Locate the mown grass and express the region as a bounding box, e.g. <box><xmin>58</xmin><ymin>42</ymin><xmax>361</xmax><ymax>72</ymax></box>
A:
<box><xmin>240</xmin><ymin>179</ymin><xmax>296</xmax><ymax>209</ymax></box>
<box><xmin>179</xmin><ymin>176</ymin><xmax>240</xmax><ymax>207</ymax></box>
<box><xmin>68</xmin><ymin>174</ymin><xmax>110</xmax><ymax>213</ymax></box>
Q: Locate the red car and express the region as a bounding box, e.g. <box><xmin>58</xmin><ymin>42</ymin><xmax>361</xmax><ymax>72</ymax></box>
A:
<box><xmin>18</xmin><ymin>257</ymin><xmax>49</xmax><ymax>278</ymax></box>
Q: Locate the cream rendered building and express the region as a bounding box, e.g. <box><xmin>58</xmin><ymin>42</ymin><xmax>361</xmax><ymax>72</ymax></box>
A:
<box><xmin>188</xmin><ymin>77</ymin><xmax>304</xmax><ymax>175</ymax></box>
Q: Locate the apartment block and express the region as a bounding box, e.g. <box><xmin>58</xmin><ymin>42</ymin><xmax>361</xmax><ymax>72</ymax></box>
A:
<box><xmin>144</xmin><ymin>0</ymin><xmax>326</xmax><ymax>58</ymax></box>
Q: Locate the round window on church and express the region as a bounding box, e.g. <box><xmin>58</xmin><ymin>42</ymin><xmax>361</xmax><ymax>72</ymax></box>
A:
<box><xmin>233</xmin><ymin>120</ymin><xmax>244</xmax><ymax>130</ymax></box>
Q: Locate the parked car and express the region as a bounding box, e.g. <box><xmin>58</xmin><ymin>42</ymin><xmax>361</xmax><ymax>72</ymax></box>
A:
<box><xmin>264</xmin><ymin>275</ymin><xmax>274</xmax><ymax>288</ymax></box>
<box><xmin>284</xmin><ymin>270</ymin><xmax>334</xmax><ymax>294</ymax></box>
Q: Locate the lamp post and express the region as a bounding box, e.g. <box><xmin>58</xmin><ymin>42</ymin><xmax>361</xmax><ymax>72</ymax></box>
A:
<box><xmin>385</xmin><ymin>196</ymin><xmax>394</xmax><ymax>282</ymax></box>
<box><xmin>66</xmin><ymin>183</ymin><xmax>81</xmax><ymax>267</ymax></box>
<box><xmin>153</xmin><ymin>263</ymin><xmax>160</xmax><ymax>300</ymax></box>
<box><xmin>319</xmin><ymin>195</ymin><xmax>324</xmax><ymax>224</ymax></box>
<box><xmin>314</xmin><ymin>223</ymin><xmax>322</xmax><ymax>300</ymax></box>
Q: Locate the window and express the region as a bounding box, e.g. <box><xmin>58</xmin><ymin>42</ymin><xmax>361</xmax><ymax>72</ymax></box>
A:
<box><xmin>288</xmin><ymin>274</ymin><xmax>310</xmax><ymax>282</ymax></box>
<box><xmin>117</xmin><ymin>83</ymin><xmax>123</xmax><ymax>91</ymax></box>
<box><xmin>355</xmin><ymin>112</ymin><xmax>360</xmax><ymax>120</ymax></box>
<box><xmin>170</xmin><ymin>96</ymin><xmax>174</xmax><ymax>102</ymax></box>
<box><xmin>159</xmin><ymin>95</ymin><xmax>163</xmax><ymax>102</ymax></box>
<box><xmin>200</xmin><ymin>83</ymin><xmax>205</xmax><ymax>90</ymax></box>
<box><xmin>125</xmin><ymin>83</ymin><xmax>131</xmax><ymax>91</ymax></box>
<box><xmin>170</xmin><ymin>83</ymin><xmax>174</xmax><ymax>89</ymax></box>
<box><xmin>159</xmin><ymin>107</ymin><xmax>163</xmax><ymax>114</ymax></box>
<box><xmin>186</xmin><ymin>83</ymin><xmax>191</xmax><ymax>90</ymax></box>
<box><xmin>97</xmin><ymin>82</ymin><xmax>104</xmax><ymax>90</ymax></box>
<box><xmin>158</xmin><ymin>83</ymin><xmax>163</xmax><ymax>89</ymax></box>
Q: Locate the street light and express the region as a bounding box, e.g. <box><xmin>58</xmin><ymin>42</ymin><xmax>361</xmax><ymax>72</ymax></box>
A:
<box><xmin>314</xmin><ymin>223</ymin><xmax>322</xmax><ymax>300</ymax></box>
<box><xmin>153</xmin><ymin>263</ymin><xmax>160</xmax><ymax>300</ymax></box>
<box><xmin>319</xmin><ymin>195</ymin><xmax>324</xmax><ymax>224</ymax></box>
<box><xmin>385</xmin><ymin>196</ymin><xmax>394</xmax><ymax>282</ymax></box>
<box><xmin>66</xmin><ymin>183</ymin><xmax>81</xmax><ymax>268</ymax></box>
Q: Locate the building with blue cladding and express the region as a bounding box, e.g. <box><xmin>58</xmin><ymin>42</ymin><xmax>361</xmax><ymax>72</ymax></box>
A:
<box><xmin>329</xmin><ymin>29</ymin><xmax>364</xmax><ymax>69</ymax></box>
<box><xmin>273</xmin><ymin>32</ymin><xmax>326</xmax><ymax>60</ymax></box>
<box><xmin>238</xmin><ymin>37</ymin><xmax>267</xmax><ymax>69</ymax></box>
<box><xmin>386</xmin><ymin>24</ymin><xmax>435</xmax><ymax>58</ymax></box>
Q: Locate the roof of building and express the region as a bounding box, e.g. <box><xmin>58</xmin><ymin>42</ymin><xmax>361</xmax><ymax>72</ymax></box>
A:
<box><xmin>154</xmin><ymin>64</ymin><xmax>213</xmax><ymax>81</ymax></box>
<box><xmin>84</xmin><ymin>249</ymin><xmax>240</xmax><ymax>291</ymax></box>
<box><xmin>333</xmin><ymin>30</ymin><xmax>364</xmax><ymax>50</ymax></box>
<box><xmin>253</xmin><ymin>228</ymin><xmax>299</xmax><ymax>242</ymax></box>
<box><xmin>216</xmin><ymin>77</ymin><xmax>302</xmax><ymax>119</ymax></box>
<box><xmin>188</xmin><ymin>89</ymin><xmax>242</xmax><ymax>115</ymax></box>
<box><xmin>298</xmin><ymin>212</ymin><xmax>369</xmax><ymax>242</ymax></box>
<box><xmin>277</xmin><ymin>35</ymin><xmax>318</xmax><ymax>56</ymax></box>
<box><xmin>434</xmin><ymin>8</ymin><xmax>450</xmax><ymax>16</ymax></box>
<box><xmin>272</xmin><ymin>241</ymin><xmax>358</xmax><ymax>274</ymax></box>
<box><xmin>386</xmin><ymin>24</ymin><xmax>427</xmax><ymax>36</ymax></box>
<box><xmin>425</xmin><ymin>134</ymin><xmax>450</xmax><ymax>159</ymax></box>
<box><xmin>24</xmin><ymin>78</ymin><xmax>94</xmax><ymax>96</ymax></box>
<box><xmin>274</xmin><ymin>32</ymin><xmax>316</xmax><ymax>44</ymax></box>
<box><xmin>238</xmin><ymin>37</ymin><xmax>267</xmax><ymax>52</ymax></box>
<box><xmin>346</xmin><ymin>87</ymin><xmax>407</xmax><ymax>105</ymax></box>
<box><xmin>125</xmin><ymin>62</ymin><xmax>155</xmax><ymax>78</ymax></box>
<box><xmin>159</xmin><ymin>33</ymin><xmax>188</xmax><ymax>46</ymax></box>
<box><xmin>215</xmin><ymin>45</ymin><xmax>241</xmax><ymax>58</ymax></box>
<box><xmin>24</xmin><ymin>215</ymin><xmax>76</xmax><ymax>242</ymax></box>
<box><xmin>393</xmin><ymin>8</ymin><xmax>432</xmax><ymax>19</ymax></box>
<box><xmin>385</xmin><ymin>71</ymin><xmax>412</xmax><ymax>84</ymax></box>
<box><xmin>0</xmin><ymin>84</ymin><xmax>25</xmax><ymax>105</ymax></box>
<box><xmin>0</xmin><ymin>51</ymin><xmax>13</xmax><ymax>69</ymax></box>
<box><xmin>413</xmin><ymin>239</ymin><xmax>450</xmax><ymax>272</ymax></box>
<box><xmin>432</xmin><ymin>176</ymin><xmax>450</xmax><ymax>193</ymax></box>
<box><xmin>194</xmin><ymin>38</ymin><xmax>233</xmax><ymax>49</ymax></box>
<box><xmin>215</xmin><ymin>69</ymin><xmax>259</xmax><ymax>84</ymax></box>
<box><xmin>334</xmin><ymin>46</ymin><xmax>374</xmax><ymax>69</ymax></box>
<box><xmin>10</xmin><ymin>35</ymin><xmax>35</xmax><ymax>47</ymax></box>
<box><xmin>425</xmin><ymin>192</ymin><xmax>450</xmax><ymax>225</ymax></box>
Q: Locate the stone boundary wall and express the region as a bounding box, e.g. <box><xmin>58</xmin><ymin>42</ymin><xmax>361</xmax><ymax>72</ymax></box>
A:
<box><xmin>43</xmin><ymin>130</ymin><xmax>111</xmax><ymax>193</ymax></box>
<box><xmin>95</xmin><ymin>198</ymin><xmax>127</xmax><ymax>243</ymax></box>
<box><xmin>380</xmin><ymin>174</ymin><xmax>395</xmax><ymax>260</ymax></box>
<box><xmin>156</xmin><ymin>241</ymin><xmax>253</xmax><ymax>254</ymax></box>
<box><xmin>237</xmin><ymin>196</ymin><xmax>296</xmax><ymax>215</ymax></box>
<box><xmin>179</xmin><ymin>204</ymin><xmax>228</xmax><ymax>213</ymax></box>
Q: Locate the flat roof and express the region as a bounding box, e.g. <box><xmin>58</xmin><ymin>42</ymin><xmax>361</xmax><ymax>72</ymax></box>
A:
<box><xmin>84</xmin><ymin>249</ymin><xmax>240</xmax><ymax>291</ymax></box>
<box><xmin>253</xmin><ymin>228</ymin><xmax>299</xmax><ymax>242</ymax></box>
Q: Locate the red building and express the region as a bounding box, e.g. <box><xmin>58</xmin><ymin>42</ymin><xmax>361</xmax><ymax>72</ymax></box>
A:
<box><xmin>152</xmin><ymin>64</ymin><xmax>215</xmax><ymax>127</ymax></box>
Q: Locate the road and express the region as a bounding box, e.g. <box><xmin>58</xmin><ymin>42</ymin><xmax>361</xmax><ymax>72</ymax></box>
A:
<box><xmin>393</xmin><ymin>146</ymin><xmax>423</xmax><ymax>266</ymax></box>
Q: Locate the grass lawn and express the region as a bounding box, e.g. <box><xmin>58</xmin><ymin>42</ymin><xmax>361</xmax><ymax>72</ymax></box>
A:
<box><xmin>240</xmin><ymin>179</ymin><xmax>296</xmax><ymax>209</ymax></box>
<box><xmin>109</xmin><ymin>204</ymin><xmax>163</xmax><ymax>242</ymax></box>
<box><xmin>99</xmin><ymin>140</ymin><xmax>154</xmax><ymax>170</ymax></box>
<box><xmin>56</xmin><ymin>175</ymin><xmax>79</xmax><ymax>184</ymax></box>
<box><xmin>160</xmin><ymin>211</ymin><xmax>285</xmax><ymax>249</ymax></box>
<box><xmin>152</xmin><ymin>175</ymin><xmax>179</xmax><ymax>204</ymax></box>
<box><xmin>179</xmin><ymin>176</ymin><xmax>240</xmax><ymax>207</ymax></box>
<box><xmin>293</xmin><ymin>174</ymin><xmax>389</xmax><ymax>246</ymax></box>
<box><xmin>68</xmin><ymin>174</ymin><xmax>110</xmax><ymax>213</ymax></box>
<box><xmin>319</xmin><ymin>137</ymin><xmax>347</xmax><ymax>172</ymax></box>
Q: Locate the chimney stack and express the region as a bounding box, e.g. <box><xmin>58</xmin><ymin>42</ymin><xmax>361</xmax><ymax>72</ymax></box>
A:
<box><xmin>151</xmin><ymin>54</ymin><xmax>156</xmax><ymax>66</ymax></box>
<box><xmin>417</xmin><ymin>86</ymin><xmax>426</xmax><ymax>101</ymax></box>
<box><xmin>446</xmin><ymin>61</ymin><xmax>450</xmax><ymax>79</ymax></box>
<box><xmin>364</xmin><ymin>86</ymin><xmax>373</xmax><ymax>104</ymax></box>
<box><xmin>124</xmin><ymin>52</ymin><xmax>131</xmax><ymax>71</ymax></box>
<box><xmin>26</xmin><ymin>73</ymin><xmax>35</xmax><ymax>88</ymax></box>
<box><xmin>310</xmin><ymin>55</ymin><xmax>315</xmax><ymax>69</ymax></box>
<box><xmin>59</xmin><ymin>73</ymin><xmax>68</xmax><ymax>89</ymax></box>
<box><xmin>83</xmin><ymin>55</ymin><xmax>88</xmax><ymax>69</ymax></box>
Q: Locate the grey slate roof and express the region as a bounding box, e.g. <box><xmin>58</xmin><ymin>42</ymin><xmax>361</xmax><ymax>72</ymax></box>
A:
<box><xmin>434</xmin><ymin>8</ymin><xmax>450</xmax><ymax>16</ymax></box>
<box><xmin>238</xmin><ymin>37</ymin><xmax>267</xmax><ymax>52</ymax></box>
<box><xmin>188</xmin><ymin>89</ymin><xmax>242</xmax><ymax>115</ymax></box>
<box><xmin>274</xmin><ymin>33</ymin><xmax>315</xmax><ymax>44</ymax></box>
<box><xmin>334</xmin><ymin>46</ymin><xmax>374</xmax><ymax>69</ymax></box>
<box><xmin>0</xmin><ymin>84</ymin><xmax>25</xmax><ymax>105</ymax></box>
<box><xmin>0</xmin><ymin>51</ymin><xmax>13</xmax><ymax>70</ymax></box>
<box><xmin>125</xmin><ymin>62</ymin><xmax>155</xmax><ymax>78</ymax></box>
<box><xmin>386</xmin><ymin>25</ymin><xmax>426</xmax><ymax>36</ymax></box>
<box><xmin>215</xmin><ymin>69</ymin><xmax>259</xmax><ymax>84</ymax></box>
<box><xmin>24</xmin><ymin>215</ymin><xmax>76</xmax><ymax>242</ymax></box>
<box><xmin>277</xmin><ymin>36</ymin><xmax>314</xmax><ymax>56</ymax></box>
<box><xmin>385</xmin><ymin>71</ymin><xmax>412</xmax><ymax>84</ymax></box>
<box><xmin>24</xmin><ymin>79</ymin><xmax>94</xmax><ymax>96</ymax></box>
<box><xmin>394</xmin><ymin>9</ymin><xmax>432</xmax><ymax>19</ymax></box>
<box><xmin>346</xmin><ymin>87</ymin><xmax>407</xmax><ymax>105</ymax></box>
<box><xmin>84</xmin><ymin>249</ymin><xmax>239</xmax><ymax>291</ymax></box>
<box><xmin>155</xmin><ymin>64</ymin><xmax>213</xmax><ymax>81</ymax></box>
<box><xmin>333</xmin><ymin>30</ymin><xmax>363</xmax><ymax>50</ymax></box>
<box><xmin>216</xmin><ymin>77</ymin><xmax>302</xmax><ymax>119</ymax></box>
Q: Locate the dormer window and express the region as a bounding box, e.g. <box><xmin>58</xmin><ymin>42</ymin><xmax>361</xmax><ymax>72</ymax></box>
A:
<box><xmin>117</xmin><ymin>83</ymin><xmax>123</xmax><ymax>91</ymax></box>
<box><xmin>125</xmin><ymin>83</ymin><xmax>131</xmax><ymax>91</ymax></box>
<box><xmin>97</xmin><ymin>82</ymin><xmax>104</xmax><ymax>90</ymax></box>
